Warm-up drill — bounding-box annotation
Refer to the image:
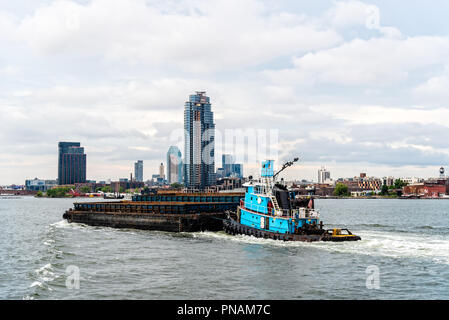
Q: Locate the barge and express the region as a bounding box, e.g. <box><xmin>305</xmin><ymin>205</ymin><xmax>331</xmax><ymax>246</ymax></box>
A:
<box><xmin>63</xmin><ymin>191</ymin><xmax>243</xmax><ymax>232</ymax></box>
<box><xmin>223</xmin><ymin>159</ymin><xmax>361</xmax><ymax>242</ymax></box>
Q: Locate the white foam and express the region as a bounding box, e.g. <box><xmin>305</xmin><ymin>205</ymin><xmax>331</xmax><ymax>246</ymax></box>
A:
<box><xmin>194</xmin><ymin>230</ymin><xmax>449</xmax><ymax>265</ymax></box>
<box><xmin>338</xmin><ymin>230</ymin><xmax>449</xmax><ymax>265</ymax></box>
<box><xmin>50</xmin><ymin>219</ymin><xmax>89</xmax><ymax>230</ymax></box>
<box><xmin>43</xmin><ymin>239</ymin><xmax>55</xmax><ymax>246</ymax></box>
<box><xmin>34</xmin><ymin>263</ymin><xmax>58</xmax><ymax>283</ymax></box>
<box><xmin>35</xmin><ymin>263</ymin><xmax>52</xmax><ymax>274</ymax></box>
<box><xmin>193</xmin><ymin>231</ymin><xmax>308</xmax><ymax>247</ymax></box>
<box><xmin>49</xmin><ymin>220</ymin><xmax>71</xmax><ymax>228</ymax></box>
<box><xmin>29</xmin><ymin>281</ymin><xmax>43</xmax><ymax>288</ymax></box>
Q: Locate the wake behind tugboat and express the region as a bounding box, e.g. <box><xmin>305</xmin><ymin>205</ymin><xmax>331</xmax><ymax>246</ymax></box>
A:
<box><xmin>223</xmin><ymin>159</ymin><xmax>361</xmax><ymax>242</ymax></box>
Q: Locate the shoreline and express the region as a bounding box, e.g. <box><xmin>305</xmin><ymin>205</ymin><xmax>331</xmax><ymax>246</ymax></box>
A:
<box><xmin>316</xmin><ymin>196</ymin><xmax>449</xmax><ymax>200</ymax></box>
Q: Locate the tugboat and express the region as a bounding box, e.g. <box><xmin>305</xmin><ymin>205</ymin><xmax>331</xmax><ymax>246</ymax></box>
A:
<box><xmin>223</xmin><ymin>159</ymin><xmax>361</xmax><ymax>242</ymax></box>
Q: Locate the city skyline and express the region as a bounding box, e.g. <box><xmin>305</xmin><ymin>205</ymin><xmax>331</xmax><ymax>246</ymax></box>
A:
<box><xmin>2</xmin><ymin>0</ymin><xmax>449</xmax><ymax>184</ymax></box>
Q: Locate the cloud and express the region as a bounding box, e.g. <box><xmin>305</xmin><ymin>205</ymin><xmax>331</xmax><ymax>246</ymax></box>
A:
<box><xmin>11</xmin><ymin>78</ymin><xmax>205</xmax><ymax>111</ymax></box>
<box><xmin>0</xmin><ymin>11</ymin><xmax>16</xmax><ymax>40</ymax></box>
<box><xmin>266</xmin><ymin>36</ymin><xmax>449</xmax><ymax>86</ymax></box>
<box><xmin>312</xmin><ymin>104</ymin><xmax>449</xmax><ymax>126</ymax></box>
<box><xmin>286</xmin><ymin>126</ymin><xmax>449</xmax><ymax>168</ymax></box>
<box><xmin>13</xmin><ymin>0</ymin><xmax>342</xmax><ymax>72</ymax></box>
<box><xmin>0</xmin><ymin>65</ymin><xmax>20</xmax><ymax>76</ymax></box>
<box><xmin>326</xmin><ymin>0</ymin><xmax>401</xmax><ymax>38</ymax></box>
<box><xmin>413</xmin><ymin>64</ymin><xmax>449</xmax><ymax>105</ymax></box>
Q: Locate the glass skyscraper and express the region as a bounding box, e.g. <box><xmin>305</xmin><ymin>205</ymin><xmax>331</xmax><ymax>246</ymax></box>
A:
<box><xmin>134</xmin><ymin>160</ymin><xmax>143</xmax><ymax>182</ymax></box>
<box><xmin>167</xmin><ymin>146</ymin><xmax>183</xmax><ymax>184</ymax></box>
<box><xmin>184</xmin><ymin>91</ymin><xmax>215</xmax><ymax>189</ymax></box>
<box><xmin>58</xmin><ymin>142</ymin><xmax>86</xmax><ymax>185</ymax></box>
<box><xmin>222</xmin><ymin>154</ymin><xmax>243</xmax><ymax>178</ymax></box>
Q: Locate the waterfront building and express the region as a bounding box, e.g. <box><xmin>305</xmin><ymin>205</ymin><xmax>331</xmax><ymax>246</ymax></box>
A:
<box><xmin>184</xmin><ymin>91</ymin><xmax>216</xmax><ymax>189</ymax></box>
<box><xmin>150</xmin><ymin>174</ymin><xmax>165</xmax><ymax>186</ymax></box>
<box><xmin>222</xmin><ymin>154</ymin><xmax>243</xmax><ymax>178</ymax></box>
<box><xmin>401</xmin><ymin>177</ymin><xmax>423</xmax><ymax>185</ymax></box>
<box><xmin>233</xmin><ymin>164</ymin><xmax>243</xmax><ymax>178</ymax></box>
<box><xmin>167</xmin><ymin>146</ymin><xmax>183</xmax><ymax>184</ymax></box>
<box><xmin>382</xmin><ymin>176</ymin><xmax>395</xmax><ymax>187</ymax></box>
<box><xmin>58</xmin><ymin>142</ymin><xmax>86</xmax><ymax>185</ymax></box>
<box><xmin>111</xmin><ymin>180</ymin><xmax>145</xmax><ymax>193</ymax></box>
<box><xmin>134</xmin><ymin>160</ymin><xmax>144</xmax><ymax>182</ymax></box>
<box><xmin>222</xmin><ymin>154</ymin><xmax>234</xmax><ymax>177</ymax></box>
<box><xmin>216</xmin><ymin>168</ymin><xmax>225</xmax><ymax>179</ymax></box>
<box><xmin>358</xmin><ymin>178</ymin><xmax>382</xmax><ymax>190</ymax></box>
<box><xmin>339</xmin><ymin>179</ymin><xmax>362</xmax><ymax>191</ymax></box>
<box><xmin>318</xmin><ymin>166</ymin><xmax>331</xmax><ymax>184</ymax></box>
<box><xmin>25</xmin><ymin>178</ymin><xmax>57</xmax><ymax>192</ymax></box>
<box><xmin>403</xmin><ymin>182</ymin><xmax>448</xmax><ymax>198</ymax></box>
<box><xmin>216</xmin><ymin>177</ymin><xmax>243</xmax><ymax>191</ymax></box>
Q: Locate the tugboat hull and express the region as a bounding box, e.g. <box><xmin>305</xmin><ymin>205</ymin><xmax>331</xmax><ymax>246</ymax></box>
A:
<box><xmin>223</xmin><ymin>218</ymin><xmax>361</xmax><ymax>242</ymax></box>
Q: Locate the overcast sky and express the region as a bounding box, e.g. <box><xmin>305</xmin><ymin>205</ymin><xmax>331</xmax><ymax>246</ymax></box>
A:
<box><xmin>2</xmin><ymin>0</ymin><xmax>449</xmax><ymax>184</ymax></box>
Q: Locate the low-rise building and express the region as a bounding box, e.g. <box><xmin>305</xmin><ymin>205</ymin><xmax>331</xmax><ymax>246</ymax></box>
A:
<box><xmin>358</xmin><ymin>178</ymin><xmax>382</xmax><ymax>190</ymax></box>
<box><xmin>216</xmin><ymin>177</ymin><xmax>243</xmax><ymax>191</ymax></box>
<box><xmin>403</xmin><ymin>182</ymin><xmax>447</xmax><ymax>198</ymax></box>
<box><xmin>382</xmin><ymin>176</ymin><xmax>395</xmax><ymax>187</ymax></box>
<box><xmin>25</xmin><ymin>178</ymin><xmax>57</xmax><ymax>192</ymax></box>
<box><xmin>401</xmin><ymin>177</ymin><xmax>423</xmax><ymax>185</ymax></box>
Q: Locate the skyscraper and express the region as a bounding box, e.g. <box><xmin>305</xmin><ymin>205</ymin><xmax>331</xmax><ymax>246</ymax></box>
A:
<box><xmin>167</xmin><ymin>146</ymin><xmax>183</xmax><ymax>184</ymax></box>
<box><xmin>134</xmin><ymin>160</ymin><xmax>143</xmax><ymax>182</ymax></box>
<box><xmin>222</xmin><ymin>154</ymin><xmax>243</xmax><ymax>178</ymax></box>
<box><xmin>184</xmin><ymin>91</ymin><xmax>215</xmax><ymax>189</ymax></box>
<box><xmin>318</xmin><ymin>166</ymin><xmax>331</xmax><ymax>184</ymax></box>
<box><xmin>159</xmin><ymin>163</ymin><xmax>165</xmax><ymax>180</ymax></box>
<box><xmin>58</xmin><ymin>142</ymin><xmax>86</xmax><ymax>185</ymax></box>
<box><xmin>222</xmin><ymin>154</ymin><xmax>234</xmax><ymax>177</ymax></box>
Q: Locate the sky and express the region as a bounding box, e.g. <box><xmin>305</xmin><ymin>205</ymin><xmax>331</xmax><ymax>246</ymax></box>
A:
<box><xmin>1</xmin><ymin>0</ymin><xmax>449</xmax><ymax>184</ymax></box>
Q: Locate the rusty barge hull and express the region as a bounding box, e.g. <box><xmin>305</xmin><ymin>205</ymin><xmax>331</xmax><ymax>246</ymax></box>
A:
<box><xmin>63</xmin><ymin>210</ymin><xmax>226</xmax><ymax>232</ymax></box>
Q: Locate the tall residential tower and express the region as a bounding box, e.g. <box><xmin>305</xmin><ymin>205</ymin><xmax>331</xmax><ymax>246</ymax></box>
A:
<box><xmin>134</xmin><ymin>160</ymin><xmax>143</xmax><ymax>182</ymax></box>
<box><xmin>318</xmin><ymin>166</ymin><xmax>331</xmax><ymax>184</ymax></box>
<box><xmin>159</xmin><ymin>163</ymin><xmax>165</xmax><ymax>180</ymax></box>
<box><xmin>184</xmin><ymin>91</ymin><xmax>215</xmax><ymax>189</ymax></box>
<box><xmin>58</xmin><ymin>142</ymin><xmax>86</xmax><ymax>185</ymax></box>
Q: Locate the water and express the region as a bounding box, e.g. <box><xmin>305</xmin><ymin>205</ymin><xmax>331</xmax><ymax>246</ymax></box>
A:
<box><xmin>1</xmin><ymin>197</ymin><xmax>449</xmax><ymax>300</ymax></box>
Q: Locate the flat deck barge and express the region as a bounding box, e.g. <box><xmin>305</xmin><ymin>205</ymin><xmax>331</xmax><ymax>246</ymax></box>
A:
<box><xmin>63</xmin><ymin>192</ymin><xmax>244</xmax><ymax>232</ymax></box>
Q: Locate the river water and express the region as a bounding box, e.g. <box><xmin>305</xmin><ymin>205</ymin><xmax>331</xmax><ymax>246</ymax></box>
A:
<box><xmin>1</xmin><ymin>196</ymin><xmax>448</xmax><ymax>300</ymax></box>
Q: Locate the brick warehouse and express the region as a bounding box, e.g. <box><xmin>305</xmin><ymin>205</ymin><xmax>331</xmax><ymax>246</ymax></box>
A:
<box><xmin>403</xmin><ymin>181</ymin><xmax>448</xmax><ymax>198</ymax></box>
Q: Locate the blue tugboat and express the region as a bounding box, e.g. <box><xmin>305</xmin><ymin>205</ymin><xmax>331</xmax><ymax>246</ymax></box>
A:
<box><xmin>223</xmin><ymin>159</ymin><xmax>361</xmax><ymax>242</ymax></box>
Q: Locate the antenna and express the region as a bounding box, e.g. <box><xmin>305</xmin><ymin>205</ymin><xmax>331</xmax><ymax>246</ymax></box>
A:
<box><xmin>273</xmin><ymin>157</ymin><xmax>299</xmax><ymax>180</ymax></box>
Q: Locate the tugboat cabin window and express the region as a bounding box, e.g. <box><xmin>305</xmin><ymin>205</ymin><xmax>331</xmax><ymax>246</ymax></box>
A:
<box><xmin>254</xmin><ymin>186</ymin><xmax>263</xmax><ymax>194</ymax></box>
